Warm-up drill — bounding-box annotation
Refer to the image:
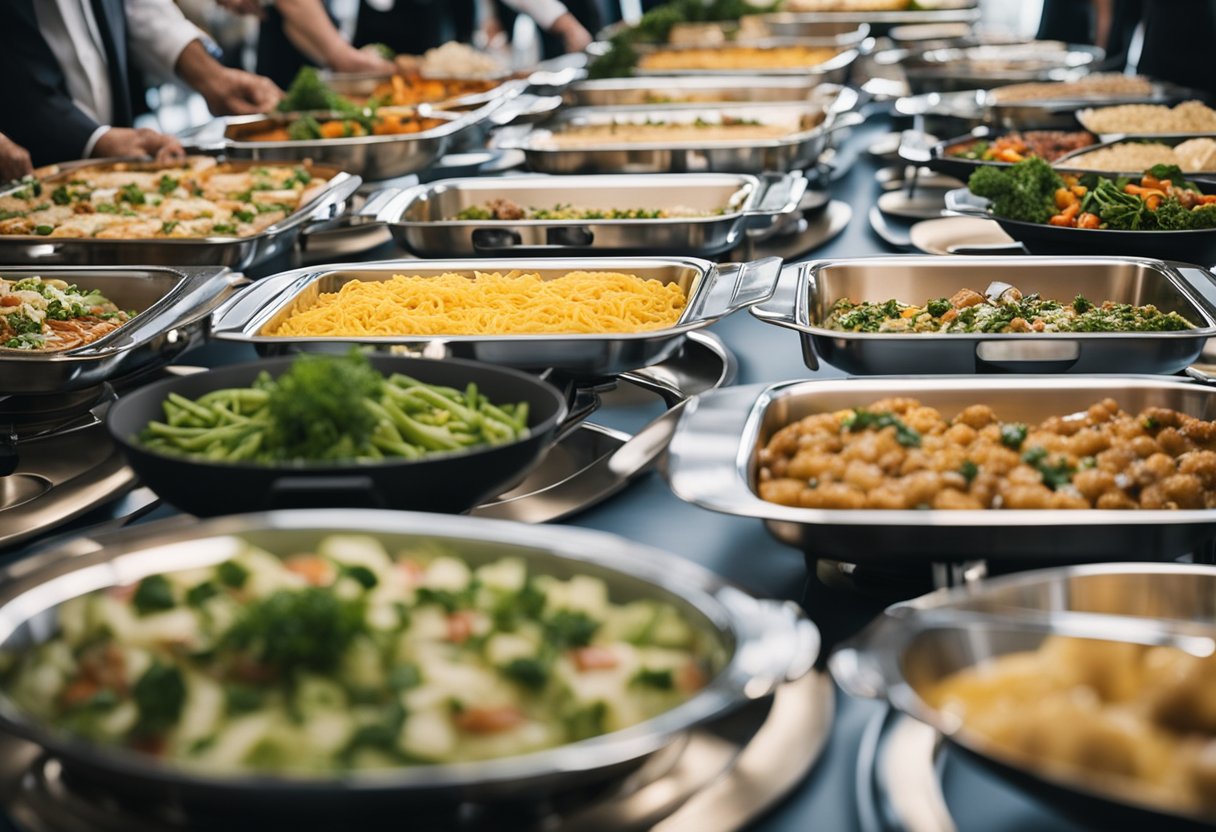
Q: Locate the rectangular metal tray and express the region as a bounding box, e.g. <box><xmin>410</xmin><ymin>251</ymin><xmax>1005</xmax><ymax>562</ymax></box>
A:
<box><xmin>0</xmin><ymin>159</ymin><xmax>360</xmax><ymax>268</ymax></box>
<box><xmin>666</xmin><ymin>376</ymin><xmax>1216</xmax><ymax>564</ymax></box>
<box><xmin>508</xmin><ymin>90</ymin><xmax>859</xmax><ymax>175</ymax></box>
<box><xmin>751</xmin><ymin>256</ymin><xmax>1216</xmax><ymax>375</ymax></box>
<box><xmin>567</xmin><ymin>76</ymin><xmax>834</xmax><ymax>107</ymax></box>
<box><xmin>770</xmin><ymin>3</ymin><xmax>978</xmax><ymax>34</ymax></box>
<box><xmin>210</xmin><ymin>255</ymin><xmax>782</xmax><ymax>376</ymax></box>
<box><xmin>1055</xmin><ymin>133</ymin><xmax>1216</xmax><ymax>174</ymax></box>
<box><xmin>633</xmin><ymin>43</ymin><xmax>857</xmax><ymax>79</ymax></box>
<box><xmin>361</xmin><ymin>172</ymin><xmax>806</xmax><ymax>257</ymax></box>
<box><xmin>0</xmin><ymin>265</ymin><xmax>244</xmax><ymax>394</ymax></box>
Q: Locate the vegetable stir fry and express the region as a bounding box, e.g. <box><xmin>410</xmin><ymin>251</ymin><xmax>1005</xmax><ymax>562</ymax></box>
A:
<box><xmin>262</xmin><ymin>67</ymin><xmax>444</xmax><ymax>141</ymax></box>
<box><xmin>453</xmin><ymin>198</ymin><xmax>722</xmax><ymax>221</ymax></box>
<box><xmin>824</xmin><ymin>286</ymin><xmax>1194</xmax><ymax>334</ymax></box>
<box><xmin>0</xmin><ymin>536</ymin><xmax>714</xmax><ymax>773</ymax></box>
<box><xmin>0</xmin><ymin>275</ymin><xmax>133</xmax><ymax>350</ymax></box>
<box><xmin>945</xmin><ymin>131</ymin><xmax>1094</xmax><ymax>164</ymax></box>
<box><xmin>138</xmin><ymin>352</ymin><xmax>530</xmax><ymax>464</ymax></box>
<box><xmin>968</xmin><ymin>159</ymin><xmax>1216</xmax><ymax>230</ymax></box>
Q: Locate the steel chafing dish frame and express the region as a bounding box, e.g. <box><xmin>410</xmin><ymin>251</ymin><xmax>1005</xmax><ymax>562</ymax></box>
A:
<box><xmin>209</xmin><ymin>255</ymin><xmax>783</xmax><ymax>376</ymax></box>
<box><xmin>631</xmin><ymin>42</ymin><xmax>859</xmax><ymax>80</ymax></box>
<box><xmin>0</xmin><ymin>265</ymin><xmax>246</xmax><ymax>395</ymax></box>
<box><xmin>506</xmin><ymin>88</ymin><xmax>862</xmax><ymax>176</ymax></box>
<box><xmin>764</xmin><ymin>2</ymin><xmax>978</xmax><ymax>35</ymax></box>
<box><xmin>0</xmin><ymin>160</ymin><xmax>361</xmax><ymax>269</ymax></box>
<box><xmin>0</xmin><ymin>509</ymin><xmax>817</xmax><ymax>812</ymax></box>
<box><xmin>1051</xmin><ymin>133</ymin><xmax>1216</xmax><ymax>179</ymax></box>
<box><xmin>830</xmin><ymin>562</ymin><xmax>1216</xmax><ymax>828</ymax></box>
<box><xmin>566</xmin><ymin>75</ymin><xmax>835</xmax><ymax>107</ymax></box>
<box><xmin>891</xmin><ymin>41</ymin><xmax>1103</xmax><ymax>96</ymax></box>
<box><xmin>359</xmin><ymin>171</ymin><xmax>808</xmax><ymax>257</ymax></box>
<box><xmin>666</xmin><ymin>376</ymin><xmax>1216</xmax><ymax>564</ymax></box>
<box><xmin>750</xmin><ymin>256</ymin><xmax>1216</xmax><ymax>375</ymax></box>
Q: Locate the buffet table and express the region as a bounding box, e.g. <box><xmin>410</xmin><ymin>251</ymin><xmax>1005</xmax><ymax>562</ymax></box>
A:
<box><xmin>0</xmin><ymin>113</ymin><xmax>1102</xmax><ymax>832</ymax></box>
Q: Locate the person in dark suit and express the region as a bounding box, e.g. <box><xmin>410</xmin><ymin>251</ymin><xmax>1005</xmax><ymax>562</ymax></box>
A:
<box><xmin>0</xmin><ymin>0</ymin><xmax>281</xmax><ymax>167</ymax></box>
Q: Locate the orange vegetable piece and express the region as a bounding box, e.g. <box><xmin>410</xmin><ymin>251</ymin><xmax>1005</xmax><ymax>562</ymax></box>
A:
<box><xmin>1145</xmin><ymin>194</ymin><xmax>1162</xmax><ymax>211</ymax></box>
<box><xmin>446</xmin><ymin>610</ymin><xmax>477</xmax><ymax>644</ymax></box>
<box><xmin>455</xmin><ymin>706</ymin><xmax>525</xmax><ymax>734</ymax></box>
<box><xmin>1054</xmin><ymin>188</ymin><xmax>1077</xmax><ymax>209</ymax></box>
<box><xmin>571</xmin><ymin>646</ymin><xmax>619</xmax><ymax>671</ymax></box>
<box><xmin>285</xmin><ymin>555</ymin><xmax>335</xmax><ymax>586</ymax></box>
<box><xmin>996</xmin><ymin>148</ymin><xmax>1024</xmax><ymax>163</ymax></box>
<box><xmin>1076</xmin><ymin>212</ymin><xmax>1101</xmax><ymax>229</ymax></box>
<box><xmin>60</xmin><ymin>677</ymin><xmax>102</xmax><ymax>708</ymax></box>
<box><xmin>676</xmin><ymin>661</ymin><xmax>709</xmax><ymax>694</ymax></box>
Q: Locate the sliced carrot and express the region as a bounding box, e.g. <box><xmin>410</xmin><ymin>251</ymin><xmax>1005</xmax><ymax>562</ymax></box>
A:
<box><xmin>1070</xmin><ymin>185</ymin><xmax>1088</xmax><ymax>197</ymax></box>
<box><xmin>455</xmin><ymin>706</ymin><xmax>525</xmax><ymax>734</ymax></box>
<box><xmin>285</xmin><ymin>555</ymin><xmax>335</xmax><ymax>586</ymax></box>
<box><xmin>1198</xmin><ymin>194</ymin><xmax>1216</xmax><ymax>205</ymax></box>
<box><xmin>996</xmin><ymin>148</ymin><xmax>1023</xmax><ymax>163</ymax></box>
<box><xmin>1054</xmin><ymin>188</ymin><xmax>1077</xmax><ymax>209</ymax></box>
<box><xmin>1076</xmin><ymin>212</ymin><xmax>1101</xmax><ymax>229</ymax></box>
<box><xmin>1145</xmin><ymin>194</ymin><xmax>1162</xmax><ymax>211</ymax></box>
<box><xmin>571</xmin><ymin>646</ymin><xmax>619</xmax><ymax>671</ymax></box>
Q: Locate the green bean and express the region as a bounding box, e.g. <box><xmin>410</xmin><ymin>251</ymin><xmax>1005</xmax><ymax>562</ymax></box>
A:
<box><xmin>197</xmin><ymin>388</ymin><xmax>270</xmax><ymax>410</ymax></box>
<box><xmin>481</xmin><ymin>401</ymin><xmax>527</xmax><ymax>435</ymax></box>
<box><xmin>226</xmin><ymin>431</ymin><xmax>264</xmax><ymax>462</ymax></box>
<box><xmin>145</xmin><ymin>422</ymin><xmax>215</xmax><ymax>438</ymax></box>
<box><xmin>371</xmin><ymin>433</ymin><xmax>423</xmax><ymax>459</ymax></box>
<box><xmin>389</xmin><ymin>374</ymin><xmax>462</xmax><ymax>400</ymax></box>
<box><xmin>167</xmin><ymin>393</ymin><xmax>220</xmax><ymax>426</ymax></box>
<box><xmin>381</xmin><ymin>386</ymin><xmax>431</xmax><ymax>414</ymax></box>
<box><xmin>382</xmin><ymin>399</ymin><xmax>462</xmax><ymax>451</ymax></box>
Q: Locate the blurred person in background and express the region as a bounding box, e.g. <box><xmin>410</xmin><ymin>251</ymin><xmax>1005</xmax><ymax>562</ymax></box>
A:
<box><xmin>483</xmin><ymin>0</ymin><xmax>598</xmax><ymax>58</ymax></box>
<box><xmin>0</xmin><ymin>0</ymin><xmax>282</xmax><ymax>167</ymax></box>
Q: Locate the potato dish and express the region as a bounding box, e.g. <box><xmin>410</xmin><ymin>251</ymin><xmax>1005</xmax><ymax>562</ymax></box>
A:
<box><xmin>0</xmin><ymin>535</ymin><xmax>711</xmax><ymax>773</ymax></box>
<box><xmin>757</xmin><ymin>396</ymin><xmax>1216</xmax><ymax>510</ymax></box>
<box><xmin>928</xmin><ymin>636</ymin><xmax>1216</xmax><ymax>814</ymax></box>
<box><xmin>637</xmin><ymin>45</ymin><xmax>839</xmax><ymax>71</ymax></box>
<box><xmin>0</xmin><ymin>158</ymin><xmax>328</xmax><ymax>240</ymax></box>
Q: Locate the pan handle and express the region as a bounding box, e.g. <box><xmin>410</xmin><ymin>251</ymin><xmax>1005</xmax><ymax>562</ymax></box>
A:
<box><xmin>692</xmin><ymin>256</ymin><xmax>783</xmax><ymax>322</ymax></box>
<box><xmin>267</xmin><ymin>476</ymin><xmax>385</xmax><ymax>509</ymax></box>
<box><xmin>973</xmin><ymin>339</ymin><xmax>1080</xmax><ymax>372</ymax></box>
<box><xmin>743</xmin><ymin>172</ymin><xmax>809</xmax><ymax>228</ymax></box>
<box><xmin>716</xmin><ymin>591</ymin><xmax>819</xmax><ymax>697</ymax></box>
<box><xmin>943</xmin><ymin>188</ymin><xmax>991</xmax><ymax>218</ymax></box>
<box><xmin>1171</xmin><ymin>262</ymin><xmax>1216</xmax><ymax>321</ymax></box>
<box><xmin>359</xmin><ymin>184</ymin><xmax>428</xmax><ymax>224</ymax></box>
<box><xmin>208</xmin><ymin>269</ymin><xmax>314</xmax><ymax>335</ymax></box>
<box><xmin>824</xmin><ymin>111</ymin><xmax>866</xmax><ymax>137</ymax></box>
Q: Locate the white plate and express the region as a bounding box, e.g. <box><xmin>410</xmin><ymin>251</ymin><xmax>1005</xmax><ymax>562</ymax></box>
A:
<box><xmin>908</xmin><ymin>215</ymin><xmax>1015</xmax><ymax>254</ymax></box>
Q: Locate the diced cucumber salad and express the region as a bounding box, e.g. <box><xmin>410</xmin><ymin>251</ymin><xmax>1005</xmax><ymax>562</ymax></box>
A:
<box><xmin>0</xmin><ymin>536</ymin><xmax>718</xmax><ymax>774</ymax></box>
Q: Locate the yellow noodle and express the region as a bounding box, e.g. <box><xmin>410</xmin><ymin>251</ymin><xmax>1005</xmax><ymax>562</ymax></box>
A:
<box><xmin>270</xmin><ymin>270</ymin><xmax>688</xmax><ymax>336</ymax></box>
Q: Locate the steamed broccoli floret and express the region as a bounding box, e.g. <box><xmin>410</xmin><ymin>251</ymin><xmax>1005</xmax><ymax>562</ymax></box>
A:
<box><xmin>1147</xmin><ymin>163</ymin><xmax>1199</xmax><ymax>191</ymax></box>
<box><xmin>264</xmin><ymin>351</ymin><xmax>383</xmax><ymax>461</ymax></box>
<box><xmin>277</xmin><ymin>67</ymin><xmax>357</xmax><ymax>114</ymax></box>
<box><xmin>967</xmin><ymin>157</ymin><xmax>1063</xmax><ymax>224</ymax></box>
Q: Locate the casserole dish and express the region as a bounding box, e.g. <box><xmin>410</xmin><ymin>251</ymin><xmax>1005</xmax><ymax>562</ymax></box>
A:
<box><xmin>666</xmin><ymin>376</ymin><xmax>1216</xmax><ymax>564</ymax></box>
<box><xmin>830</xmin><ymin>563</ymin><xmax>1216</xmax><ymax>829</ymax></box>
<box><xmin>0</xmin><ymin>265</ymin><xmax>245</xmax><ymax>395</ymax></box>
<box><xmin>770</xmin><ymin>2</ymin><xmax>978</xmax><ymax>36</ymax></box>
<box><xmin>360</xmin><ymin>172</ymin><xmax>807</xmax><ymax>257</ymax></box>
<box><xmin>895</xmin><ymin>41</ymin><xmax>1102</xmax><ymax>96</ymax></box>
<box><xmin>921</xmin><ymin>125</ymin><xmax>1097</xmax><ymax>182</ymax></box>
<box><xmin>1052</xmin><ymin>133</ymin><xmax>1216</xmax><ymax>180</ymax></box>
<box><xmin>0</xmin><ymin>160</ymin><xmax>360</xmax><ymax>269</ymax></box>
<box><xmin>750</xmin><ymin>256</ymin><xmax>1216</xmax><ymax>375</ymax></box>
<box><xmin>631</xmin><ymin>42</ymin><xmax>857</xmax><ymax>80</ymax></box>
<box><xmin>209</xmin><ymin>256</ymin><xmax>783</xmax><ymax>376</ymax></box>
<box><xmin>0</xmin><ymin>509</ymin><xmax>817</xmax><ymax>815</ymax></box>
<box><xmin>106</xmin><ymin>355</ymin><xmax>567</xmax><ymax>516</ymax></box>
<box><xmin>566</xmin><ymin>75</ymin><xmax>834</xmax><ymax>107</ymax></box>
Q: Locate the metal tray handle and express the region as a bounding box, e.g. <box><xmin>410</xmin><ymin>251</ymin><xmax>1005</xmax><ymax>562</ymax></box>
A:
<box><xmin>691</xmin><ymin>257</ymin><xmax>784</xmax><ymax>323</ymax></box>
<box><xmin>744</xmin><ymin>173</ymin><xmax>809</xmax><ymax>228</ymax></box>
<box><xmin>748</xmin><ymin>263</ymin><xmax>821</xmax><ymax>369</ymax></box>
<box><xmin>1173</xmin><ymin>262</ymin><xmax>1216</xmax><ymax>320</ymax></box>
<box><xmin>362</xmin><ymin>184</ymin><xmax>428</xmax><ymax>225</ymax></box>
<box><xmin>717</xmin><ymin>589</ymin><xmax>819</xmax><ymax>697</ymax></box>
<box><xmin>263</xmin><ymin>172</ymin><xmax>364</xmax><ymax>236</ymax></box>
<box><xmin>209</xmin><ymin>269</ymin><xmax>315</xmax><ymax>335</ymax></box>
<box><xmin>943</xmin><ymin>188</ymin><xmax>991</xmax><ymax>218</ymax></box>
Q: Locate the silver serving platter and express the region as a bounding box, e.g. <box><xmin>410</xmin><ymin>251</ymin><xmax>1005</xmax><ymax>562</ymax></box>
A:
<box><xmin>508</xmin><ymin>89</ymin><xmax>860</xmax><ymax>176</ymax></box>
<box><xmin>0</xmin><ymin>510</ymin><xmax>817</xmax><ymax>811</ymax></box>
<box><xmin>567</xmin><ymin>75</ymin><xmax>835</xmax><ymax>107</ymax></box>
<box><xmin>0</xmin><ymin>160</ymin><xmax>361</xmax><ymax>269</ymax></box>
<box><xmin>770</xmin><ymin>2</ymin><xmax>978</xmax><ymax>33</ymax></box>
<box><xmin>362</xmin><ymin>172</ymin><xmax>807</xmax><ymax>257</ymax></box>
<box><xmin>666</xmin><ymin>376</ymin><xmax>1216</xmax><ymax>564</ymax></box>
<box><xmin>750</xmin><ymin>256</ymin><xmax>1216</xmax><ymax>375</ymax></box>
<box><xmin>180</xmin><ymin>96</ymin><xmax>507</xmax><ymax>182</ymax></box>
<box><xmin>0</xmin><ymin>265</ymin><xmax>245</xmax><ymax>395</ymax></box>
<box><xmin>1052</xmin><ymin>133</ymin><xmax>1216</xmax><ymax>178</ymax></box>
<box><xmin>830</xmin><ymin>563</ymin><xmax>1216</xmax><ymax>827</ymax></box>
<box><xmin>210</xmin><ymin>255</ymin><xmax>783</xmax><ymax>375</ymax></box>
<box><xmin>896</xmin><ymin>42</ymin><xmax>1103</xmax><ymax>96</ymax></box>
<box><xmin>633</xmin><ymin>42</ymin><xmax>858</xmax><ymax>80</ymax></box>
<box><xmin>1076</xmin><ymin>104</ymin><xmax>1216</xmax><ymax>143</ymax></box>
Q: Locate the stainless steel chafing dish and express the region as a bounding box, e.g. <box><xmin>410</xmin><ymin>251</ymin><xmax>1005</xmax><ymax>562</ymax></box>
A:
<box><xmin>751</xmin><ymin>256</ymin><xmax>1216</xmax><ymax>375</ymax></box>
<box><xmin>567</xmin><ymin>75</ymin><xmax>834</xmax><ymax>107</ymax></box>
<box><xmin>359</xmin><ymin>172</ymin><xmax>807</xmax><ymax>257</ymax></box>
<box><xmin>666</xmin><ymin>376</ymin><xmax>1216</xmax><ymax>564</ymax></box>
<box><xmin>210</xmin><ymin>255</ymin><xmax>783</xmax><ymax>375</ymax></box>
<box><xmin>505</xmin><ymin>88</ymin><xmax>861</xmax><ymax>176</ymax></box>
<box><xmin>1053</xmin><ymin>133</ymin><xmax>1216</xmax><ymax>177</ymax></box>
<box><xmin>0</xmin><ymin>509</ymin><xmax>816</xmax><ymax>813</ymax></box>
<box><xmin>768</xmin><ymin>1</ymin><xmax>978</xmax><ymax>35</ymax></box>
<box><xmin>0</xmin><ymin>160</ymin><xmax>360</xmax><ymax>269</ymax></box>
<box><xmin>0</xmin><ymin>265</ymin><xmax>245</xmax><ymax>394</ymax></box>
<box><xmin>179</xmin><ymin>96</ymin><xmax>508</xmax><ymax>182</ymax></box>
<box><xmin>632</xmin><ymin>41</ymin><xmax>858</xmax><ymax>80</ymax></box>
<box><xmin>892</xmin><ymin>41</ymin><xmax>1103</xmax><ymax>96</ymax></box>
<box><xmin>831</xmin><ymin>563</ymin><xmax>1216</xmax><ymax>828</ymax></box>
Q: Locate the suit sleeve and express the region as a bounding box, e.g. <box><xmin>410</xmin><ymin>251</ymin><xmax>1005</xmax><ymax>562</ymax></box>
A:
<box><xmin>0</xmin><ymin>0</ymin><xmax>106</xmax><ymax>166</ymax></box>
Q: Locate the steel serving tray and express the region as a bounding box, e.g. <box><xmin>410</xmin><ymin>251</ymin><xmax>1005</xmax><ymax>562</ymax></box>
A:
<box><xmin>666</xmin><ymin>376</ymin><xmax>1216</xmax><ymax>564</ymax></box>
<box><xmin>509</xmin><ymin>90</ymin><xmax>860</xmax><ymax>176</ymax></box>
<box><xmin>632</xmin><ymin>42</ymin><xmax>858</xmax><ymax>80</ymax></box>
<box><xmin>566</xmin><ymin>75</ymin><xmax>837</xmax><ymax>107</ymax></box>
<box><xmin>770</xmin><ymin>2</ymin><xmax>978</xmax><ymax>35</ymax></box>
<box><xmin>361</xmin><ymin>171</ymin><xmax>807</xmax><ymax>257</ymax></box>
<box><xmin>896</xmin><ymin>42</ymin><xmax>1102</xmax><ymax>96</ymax></box>
<box><xmin>0</xmin><ymin>265</ymin><xmax>246</xmax><ymax>394</ymax></box>
<box><xmin>210</xmin><ymin>255</ymin><xmax>783</xmax><ymax>375</ymax></box>
<box><xmin>0</xmin><ymin>160</ymin><xmax>361</xmax><ymax>269</ymax></box>
<box><xmin>922</xmin><ymin>125</ymin><xmax>1098</xmax><ymax>182</ymax></box>
<box><xmin>1052</xmin><ymin>133</ymin><xmax>1216</xmax><ymax>178</ymax></box>
<box><xmin>750</xmin><ymin>256</ymin><xmax>1216</xmax><ymax>375</ymax></box>
<box><xmin>0</xmin><ymin>510</ymin><xmax>816</xmax><ymax>813</ymax></box>
<box><xmin>830</xmin><ymin>563</ymin><xmax>1216</xmax><ymax>828</ymax></box>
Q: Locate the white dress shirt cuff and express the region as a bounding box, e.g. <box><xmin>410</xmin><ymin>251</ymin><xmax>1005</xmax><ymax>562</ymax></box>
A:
<box><xmin>505</xmin><ymin>0</ymin><xmax>570</xmax><ymax>31</ymax></box>
<box><xmin>83</xmin><ymin>125</ymin><xmax>112</xmax><ymax>159</ymax></box>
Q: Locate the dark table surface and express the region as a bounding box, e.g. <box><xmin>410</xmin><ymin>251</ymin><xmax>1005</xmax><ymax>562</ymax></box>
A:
<box><xmin>8</xmin><ymin>113</ymin><xmax>1094</xmax><ymax>832</ymax></box>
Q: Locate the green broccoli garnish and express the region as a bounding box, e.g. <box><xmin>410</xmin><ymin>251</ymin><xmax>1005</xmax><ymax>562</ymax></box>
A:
<box><xmin>224</xmin><ymin>587</ymin><xmax>367</xmax><ymax>674</ymax></box>
<box><xmin>265</xmin><ymin>351</ymin><xmax>383</xmax><ymax>461</ymax></box>
<box><xmin>967</xmin><ymin>157</ymin><xmax>1064</xmax><ymax>224</ymax></box>
<box><xmin>277</xmin><ymin>67</ymin><xmax>358</xmax><ymax>114</ymax></box>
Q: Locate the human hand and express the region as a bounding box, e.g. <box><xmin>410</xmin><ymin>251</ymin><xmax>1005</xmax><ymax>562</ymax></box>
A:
<box><xmin>214</xmin><ymin>0</ymin><xmax>266</xmax><ymax>18</ymax></box>
<box><xmin>198</xmin><ymin>66</ymin><xmax>284</xmax><ymax>114</ymax></box>
<box><xmin>92</xmin><ymin>127</ymin><xmax>185</xmax><ymax>162</ymax></box>
<box><xmin>550</xmin><ymin>12</ymin><xmax>592</xmax><ymax>53</ymax></box>
<box><xmin>0</xmin><ymin>133</ymin><xmax>32</xmax><ymax>182</ymax></box>
<box><xmin>329</xmin><ymin>47</ymin><xmax>395</xmax><ymax>74</ymax></box>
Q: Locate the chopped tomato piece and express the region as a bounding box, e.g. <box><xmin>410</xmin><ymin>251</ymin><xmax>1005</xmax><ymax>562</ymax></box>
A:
<box><xmin>454</xmin><ymin>706</ymin><xmax>525</xmax><ymax>734</ymax></box>
<box><xmin>571</xmin><ymin>646</ymin><xmax>619</xmax><ymax>671</ymax></box>
<box><xmin>446</xmin><ymin>610</ymin><xmax>477</xmax><ymax>644</ymax></box>
<box><xmin>0</xmin><ymin>296</ymin><xmax>20</xmax><ymax>307</ymax></box>
<box><xmin>285</xmin><ymin>555</ymin><xmax>335</xmax><ymax>586</ymax></box>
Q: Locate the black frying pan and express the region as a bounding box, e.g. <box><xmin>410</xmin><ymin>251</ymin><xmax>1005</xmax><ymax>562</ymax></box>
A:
<box><xmin>107</xmin><ymin>355</ymin><xmax>568</xmax><ymax>516</ymax></box>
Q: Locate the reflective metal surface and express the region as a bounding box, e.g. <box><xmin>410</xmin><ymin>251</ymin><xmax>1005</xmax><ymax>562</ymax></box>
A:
<box><xmin>894</xmin><ymin>42</ymin><xmax>1102</xmax><ymax>96</ymax></box>
<box><xmin>666</xmin><ymin>376</ymin><xmax>1216</xmax><ymax>563</ymax></box>
<box><xmin>751</xmin><ymin>256</ymin><xmax>1216</xmax><ymax>375</ymax></box>
<box><xmin>567</xmin><ymin>75</ymin><xmax>834</xmax><ymax>107</ymax></box>
<box><xmin>210</xmin><ymin>255</ymin><xmax>783</xmax><ymax>376</ymax></box>
<box><xmin>369</xmin><ymin>172</ymin><xmax>807</xmax><ymax>257</ymax></box>
<box><xmin>632</xmin><ymin>43</ymin><xmax>858</xmax><ymax>80</ymax></box>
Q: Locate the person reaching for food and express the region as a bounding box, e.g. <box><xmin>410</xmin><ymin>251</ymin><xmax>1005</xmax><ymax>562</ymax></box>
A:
<box><xmin>0</xmin><ymin>134</ymin><xmax>33</xmax><ymax>184</ymax></box>
<box><xmin>0</xmin><ymin>0</ymin><xmax>281</xmax><ymax>167</ymax></box>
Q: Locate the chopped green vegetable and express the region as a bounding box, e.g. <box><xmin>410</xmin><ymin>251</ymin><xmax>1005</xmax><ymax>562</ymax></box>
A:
<box><xmin>842</xmin><ymin>408</ymin><xmax>922</xmax><ymax>447</ymax></box>
<box><xmin>133</xmin><ymin>575</ymin><xmax>175</xmax><ymax>615</ymax></box>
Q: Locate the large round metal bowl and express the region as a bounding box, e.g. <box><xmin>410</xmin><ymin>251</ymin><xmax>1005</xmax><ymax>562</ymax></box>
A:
<box><xmin>829</xmin><ymin>563</ymin><xmax>1216</xmax><ymax>829</ymax></box>
<box><xmin>106</xmin><ymin>355</ymin><xmax>568</xmax><ymax>515</ymax></box>
<box><xmin>0</xmin><ymin>510</ymin><xmax>817</xmax><ymax>821</ymax></box>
